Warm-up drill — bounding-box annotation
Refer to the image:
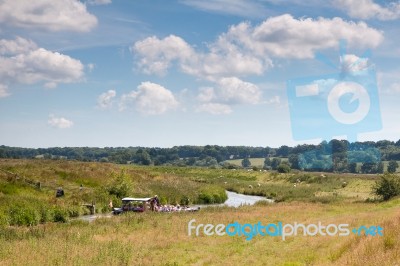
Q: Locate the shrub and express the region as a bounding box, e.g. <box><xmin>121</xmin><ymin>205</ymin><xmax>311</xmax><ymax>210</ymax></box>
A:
<box><xmin>107</xmin><ymin>170</ymin><xmax>133</xmax><ymax>199</ymax></box>
<box><xmin>8</xmin><ymin>206</ymin><xmax>40</xmax><ymax>226</ymax></box>
<box><xmin>373</xmin><ymin>173</ymin><xmax>400</xmax><ymax>201</ymax></box>
<box><xmin>277</xmin><ymin>164</ymin><xmax>291</xmax><ymax>173</ymax></box>
<box><xmin>53</xmin><ymin>207</ymin><xmax>68</xmax><ymax>223</ymax></box>
<box><xmin>67</xmin><ymin>206</ymin><xmax>82</xmax><ymax>218</ymax></box>
<box><xmin>0</xmin><ymin>212</ymin><xmax>9</xmax><ymax>226</ymax></box>
<box><xmin>39</xmin><ymin>206</ymin><xmax>54</xmax><ymax>223</ymax></box>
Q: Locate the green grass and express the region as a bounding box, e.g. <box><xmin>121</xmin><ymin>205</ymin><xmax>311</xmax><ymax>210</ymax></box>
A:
<box><xmin>225</xmin><ymin>157</ymin><xmax>289</xmax><ymax>167</ymax></box>
<box><xmin>0</xmin><ymin>159</ymin><xmax>399</xmax><ymax>265</ymax></box>
<box><xmin>1</xmin><ymin>200</ymin><xmax>400</xmax><ymax>265</ymax></box>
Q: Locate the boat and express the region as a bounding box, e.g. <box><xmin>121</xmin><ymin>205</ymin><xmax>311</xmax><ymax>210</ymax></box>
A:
<box><xmin>112</xmin><ymin>197</ymin><xmax>151</xmax><ymax>215</ymax></box>
<box><xmin>112</xmin><ymin>197</ymin><xmax>200</xmax><ymax>215</ymax></box>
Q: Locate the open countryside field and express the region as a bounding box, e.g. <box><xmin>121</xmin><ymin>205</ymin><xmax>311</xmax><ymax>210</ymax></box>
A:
<box><xmin>227</xmin><ymin>157</ymin><xmax>400</xmax><ymax>173</ymax></box>
<box><xmin>0</xmin><ymin>159</ymin><xmax>399</xmax><ymax>265</ymax></box>
<box><xmin>226</xmin><ymin>157</ymin><xmax>289</xmax><ymax>168</ymax></box>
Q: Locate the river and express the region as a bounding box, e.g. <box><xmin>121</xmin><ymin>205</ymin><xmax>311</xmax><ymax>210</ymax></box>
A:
<box><xmin>77</xmin><ymin>190</ymin><xmax>273</xmax><ymax>222</ymax></box>
<box><xmin>223</xmin><ymin>190</ymin><xmax>273</xmax><ymax>207</ymax></box>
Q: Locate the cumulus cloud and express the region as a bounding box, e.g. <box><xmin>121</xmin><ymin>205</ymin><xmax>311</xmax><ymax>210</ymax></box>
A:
<box><xmin>48</xmin><ymin>115</ymin><xmax>74</xmax><ymax>129</ymax></box>
<box><xmin>97</xmin><ymin>90</ymin><xmax>116</xmax><ymax>109</ymax></box>
<box><xmin>224</xmin><ymin>14</ymin><xmax>383</xmax><ymax>59</ymax></box>
<box><xmin>340</xmin><ymin>54</ymin><xmax>371</xmax><ymax>73</ymax></box>
<box><xmin>0</xmin><ymin>37</ymin><xmax>85</xmax><ymax>92</ymax></box>
<box><xmin>132</xmin><ymin>15</ymin><xmax>383</xmax><ymax>81</ymax></box>
<box><xmin>132</xmin><ymin>34</ymin><xmax>269</xmax><ymax>80</ymax></box>
<box><xmin>217</xmin><ymin>77</ymin><xmax>262</xmax><ymax>104</ymax></box>
<box><xmin>333</xmin><ymin>0</ymin><xmax>400</xmax><ymax>20</ymax></box>
<box><xmin>120</xmin><ymin>82</ymin><xmax>179</xmax><ymax>115</ymax></box>
<box><xmin>182</xmin><ymin>0</ymin><xmax>268</xmax><ymax>18</ymax></box>
<box><xmin>196</xmin><ymin>77</ymin><xmax>262</xmax><ymax>114</ymax></box>
<box><xmin>132</xmin><ymin>35</ymin><xmax>195</xmax><ymax>76</ymax></box>
<box><xmin>0</xmin><ymin>0</ymin><xmax>97</xmax><ymax>32</ymax></box>
<box><xmin>196</xmin><ymin>103</ymin><xmax>233</xmax><ymax>115</ymax></box>
<box><xmin>197</xmin><ymin>87</ymin><xmax>216</xmax><ymax>102</ymax></box>
<box><xmin>0</xmin><ymin>84</ymin><xmax>10</xmax><ymax>98</ymax></box>
<box><xmin>132</xmin><ymin>14</ymin><xmax>383</xmax><ymax>115</ymax></box>
<box><xmin>87</xmin><ymin>0</ymin><xmax>112</xmax><ymax>5</ymax></box>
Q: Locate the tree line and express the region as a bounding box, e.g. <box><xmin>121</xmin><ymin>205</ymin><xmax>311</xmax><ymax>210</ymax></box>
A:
<box><xmin>0</xmin><ymin>139</ymin><xmax>400</xmax><ymax>173</ymax></box>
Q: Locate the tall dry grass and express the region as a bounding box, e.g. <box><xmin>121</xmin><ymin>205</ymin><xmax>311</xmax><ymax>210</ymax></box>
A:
<box><xmin>1</xmin><ymin>200</ymin><xmax>399</xmax><ymax>265</ymax></box>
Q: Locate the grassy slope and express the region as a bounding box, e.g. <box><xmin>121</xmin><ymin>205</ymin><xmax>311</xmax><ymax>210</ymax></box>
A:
<box><xmin>0</xmin><ymin>159</ymin><xmax>398</xmax><ymax>265</ymax></box>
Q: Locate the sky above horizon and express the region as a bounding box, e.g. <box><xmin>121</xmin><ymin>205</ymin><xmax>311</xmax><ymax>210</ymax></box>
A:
<box><xmin>0</xmin><ymin>0</ymin><xmax>399</xmax><ymax>148</ymax></box>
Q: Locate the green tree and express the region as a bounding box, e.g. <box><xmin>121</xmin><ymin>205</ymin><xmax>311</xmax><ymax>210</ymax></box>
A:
<box><xmin>277</xmin><ymin>163</ymin><xmax>291</xmax><ymax>173</ymax></box>
<box><xmin>377</xmin><ymin>162</ymin><xmax>384</xmax><ymax>174</ymax></box>
<box><xmin>361</xmin><ymin>162</ymin><xmax>377</xmax><ymax>174</ymax></box>
<box><xmin>388</xmin><ymin>161</ymin><xmax>399</xmax><ymax>173</ymax></box>
<box><xmin>107</xmin><ymin>170</ymin><xmax>133</xmax><ymax>198</ymax></box>
<box><xmin>263</xmin><ymin>157</ymin><xmax>271</xmax><ymax>169</ymax></box>
<box><xmin>373</xmin><ymin>173</ymin><xmax>400</xmax><ymax>201</ymax></box>
<box><xmin>288</xmin><ymin>154</ymin><xmax>300</xmax><ymax>169</ymax></box>
<box><xmin>348</xmin><ymin>162</ymin><xmax>358</xmax><ymax>173</ymax></box>
<box><xmin>271</xmin><ymin>158</ymin><xmax>281</xmax><ymax>170</ymax></box>
<box><xmin>241</xmin><ymin>158</ymin><xmax>251</xmax><ymax>168</ymax></box>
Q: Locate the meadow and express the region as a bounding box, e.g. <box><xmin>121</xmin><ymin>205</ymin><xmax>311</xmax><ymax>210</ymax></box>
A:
<box><xmin>0</xmin><ymin>159</ymin><xmax>399</xmax><ymax>265</ymax></box>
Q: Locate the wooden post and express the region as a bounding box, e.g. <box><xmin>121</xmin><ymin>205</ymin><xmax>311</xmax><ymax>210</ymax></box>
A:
<box><xmin>91</xmin><ymin>201</ymin><xmax>95</xmax><ymax>215</ymax></box>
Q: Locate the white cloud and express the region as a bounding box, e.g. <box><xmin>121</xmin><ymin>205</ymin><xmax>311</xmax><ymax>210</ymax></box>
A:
<box><xmin>132</xmin><ymin>35</ymin><xmax>195</xmax><ymax>76</ymax></box>
<box><xmin>0</xmin><ymin>37</ymin><xmax>85</xmax><ymax>90</ymax></box>
<box><xmin>182</xmin><ymin>0</ymin><xmax>269</xmax><ymax>18</ymax></box>
<box><xmin>266</xmin><ymin>95</ymin><xmax>281</xmax><ymax>105</ymax></box>
<box><xmin>217</xmin><ymin>77</ymin><xmax>261</xmax><ymax>104</ymax></box>
<box><xmin>48</xmin><ymin>115</ymin><xmax>74</xmax><ymax>129</ymax></box>
<box><xmin>0</xmin><ymin>37</ymin><xmax>37</xmax><ymax>55</ymax></box>
<box><xmin>120</xmin><ymin>82</ymin><xmax>179</xmax><ymax>115</ymax></box>
<box><xmin>196</xmin><ymin>77</ymin><xmax>262</xmax><ymax>114</ymax></box>
<box><xmin>377</xmin><ymin>70</ymin><xmax>400</xmax><ymax>95</ymax></box>
<box><xmin>340</xmin><ymin>54</ymin><xmax>371</xmax><ymax>73</ymax></box>
<box><xmin>333</xmin><ymin>0</ymin><xmax>400</xmax><ymax>20</ymax></box>
<box><xmin>196</xmin><ymin>77</ymin><xmax>262</xmax><ymax>105</ymax></box>
<box><xmin>132</xmin><ymin>15</ymin><xmax>383</xmax><ymax>81</ymax></box>
<box><xmin>224</xmin><ymin>14</ymin><xmax>383</xmax><ymax>59</ymax></box>
<box><xmin>87</xmin><ymin>63</ymin><xmax>95</xmax><ymax>72</ymax></box>
<box><xmin>389</xmin><ymin>82</ymin><xmax>400</xmax><ymax>93</ymax></box>
<box><xmin>197</xmin><ymin>87</ymin><xmax>215</xmax><ymax>102</ymax></box>
<box><xmin>87</xmin><ymin>0</ymin><xmax>112</xmax><ymax>5</ymax></box>
<box><xmin>132</xmin><ymin>34</ymin><xmax>269</xmax><ymax>80</ymax></box>
<box><xmin>196</xmin><ymin>103</ymin><xmax>233</xmax><ymax>115</ymax></box>
<box><xmin>44</xmin><ymin>82</ymin><xmax>58</xmax><ymax>89</ymax></box>
<box><xmin>0</xmin><ymin>0</ymin><xmax>97</xmax><ymax>32</ymax></box>
<box><xmin>97</xmin><ymin>90</ymin><xmax>116</xmax><ymax>109</ymax></box>
<box><xmin>0</xmin><ymin>84</ymin><xmax>10</xmax><ymax>98</ymax></box>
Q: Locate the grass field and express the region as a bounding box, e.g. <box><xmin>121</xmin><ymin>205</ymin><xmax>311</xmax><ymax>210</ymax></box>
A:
<box><xmin>1</xmin><ymin>200</ymin><xmax>399</xmax><ymax>265</ymax></box>
<box><xmin>0</xmin><ymin>159</ymin><xmax>399</xmax><ymax>265</ymax></box>
<box><xmin>226</xmin><ymin>157</ymin><xmax>289</xmax><ymax>167</ymax></box>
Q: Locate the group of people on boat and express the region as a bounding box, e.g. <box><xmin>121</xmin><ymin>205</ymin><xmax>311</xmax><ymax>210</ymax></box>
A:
<box><xmin>111</xmin><ymin>194</ymin><xmax>200</xmax><ymax>214</ymax></box>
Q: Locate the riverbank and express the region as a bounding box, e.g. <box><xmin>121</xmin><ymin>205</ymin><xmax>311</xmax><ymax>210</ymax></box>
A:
<box><xmin>2</xmin><ymin>199</ymin><xmax>399</xmax><ymax>265</ymax></box>
<box><xmin>78</xmin><ymin>190</ymin><xmax>272</xmax><ymax>222</ymax></box>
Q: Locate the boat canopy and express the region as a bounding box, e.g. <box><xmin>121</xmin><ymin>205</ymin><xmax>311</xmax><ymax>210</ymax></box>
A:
<box><xmin>121</xmin><ymin>197</ymin><xmax>152</xmax><ymax>202</ymax></box>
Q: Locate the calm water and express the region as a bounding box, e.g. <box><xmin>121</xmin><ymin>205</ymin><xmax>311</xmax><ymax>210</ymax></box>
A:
<box><xmin>223</xmin><ymin>190</ymin><xmax>273</xmax><ymax>207</ymax></box>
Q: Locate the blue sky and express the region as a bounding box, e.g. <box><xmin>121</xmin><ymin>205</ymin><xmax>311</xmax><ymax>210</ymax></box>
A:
<box><xmin>0</xmin><ymin>0</ymin><xmax>399</xmax><ymax>148</ymax></box>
